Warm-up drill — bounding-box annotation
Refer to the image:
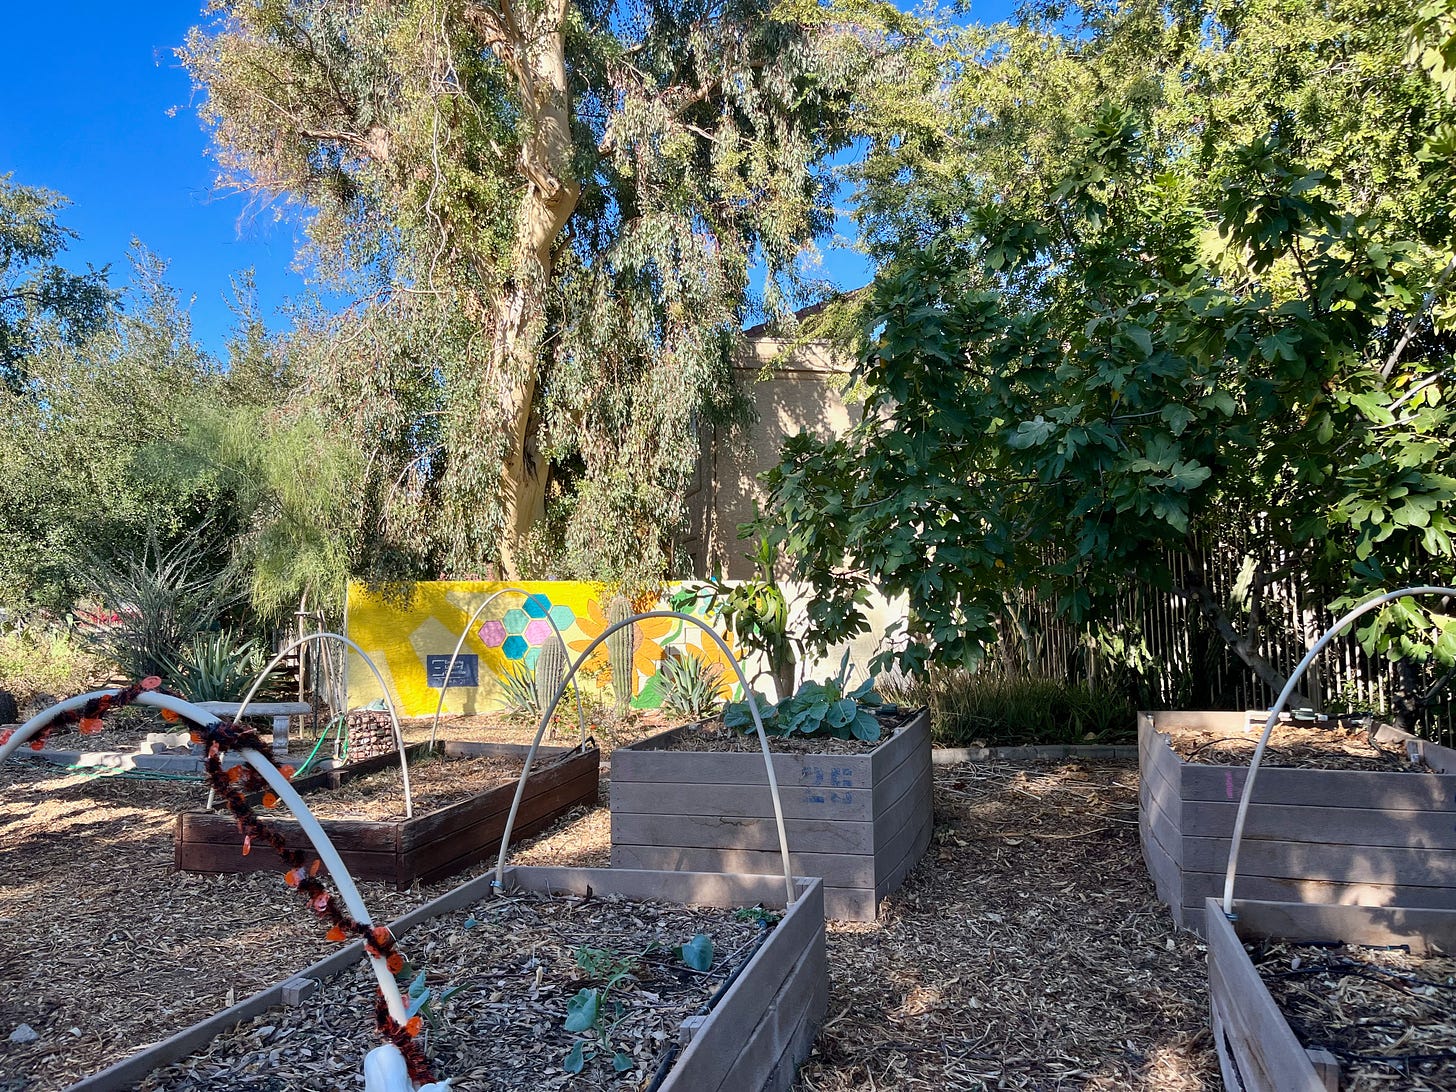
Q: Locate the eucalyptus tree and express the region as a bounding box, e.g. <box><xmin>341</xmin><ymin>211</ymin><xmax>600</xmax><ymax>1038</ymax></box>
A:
<box><xmin>182</xmin><ymin>0</ymin><xmax>907</xmax><ymax>583</ymax></box>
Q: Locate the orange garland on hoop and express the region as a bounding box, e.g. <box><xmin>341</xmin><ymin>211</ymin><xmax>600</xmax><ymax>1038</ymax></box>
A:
<box><xmin>3</xmin><ymin>680</ymin><xmax>436</xmax><ymax>1083</ymax></box>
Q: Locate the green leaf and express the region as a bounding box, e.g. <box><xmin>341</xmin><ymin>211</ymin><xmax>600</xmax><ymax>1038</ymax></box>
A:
<box><xmin>675</xmin><ymin>933</ymin><xmax>714</xmax><ymax>972</ymax></box>
<box><xmin>564</xmin><ymin>988</ymin><xmax>600</xmax><ymax>1033</ymax></box>
<box><xmin>613</xmin><ymin>1051</ymin><xmax>634</xmax><ymax>1073</ymax></box>
<box><xmin>564</xmin><ymin>1040</ymin><xmax>587</xmax><ymax>1074</ymax></box>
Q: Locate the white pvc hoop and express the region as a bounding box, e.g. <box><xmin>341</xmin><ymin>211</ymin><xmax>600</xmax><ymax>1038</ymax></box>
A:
<box><xmin>1221</xmin><ymin>584</ymin><xmax>1456</xmax><ymax>917</ymax></box>
<box><xmin>0</xmin><ymin>689</ymin><xmax>412</xmax><ymax>1025</ymax></box>
<box><xmin>427</xmin><ymin>587</ymin><xmax>587</xmax><ymax>751</ymax></box>
<box><xmin>230</xmin><ymin>632</ymin><xmax>414</xmax><ymax>818</ymax></box>
<box><xmin>492</xmin><ymin>610</ymin><xmax>798</xmax><ymax>905</ymax></box>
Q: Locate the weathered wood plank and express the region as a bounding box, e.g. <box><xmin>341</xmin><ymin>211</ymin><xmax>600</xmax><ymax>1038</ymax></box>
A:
<box><xmin>704</xmin><ymin>930</ymin><xmax>827</xmax><ymax>1092</ymax></box>
<box><xmin>869</xmin><ymin>716</ymin><xmax>931</xmax><ymax>787</ymax></box>
<box><xmin>413</xmin><ymin>766</ymin><xmax>599</xmax><ymax>885</ymax></box>
<box><xmin>1204</xmin><ymin>900</ymin><xmax>1326</xmax><ymax>1092</ymax></box>
<box><xmin>400</xmin><ymin>748</ymin><xmax>596</xmax><ymax>849</ymax></box>
<box><xmin>1230</xmin><ymin>899</ymin><xmax>1456</xmax><ymax>951</ymax></box>
<box><xmin>1181</xmin><ymin>836</ymin><xmax>1456</xmax><ymax>886</ymax></box>
<box><xmin>664</xmin><ymin>882</ymin><xmax>825</xmax><ymax>1091</ymax></box>
<box><xmin>875</xmin><ymin>806</ymin><xmax>933</xmax><ymax>904</ymax></box>
<box><xmin>611</xmin><ymin>778</ymin><xmax>876</xmax><ymax>823</ymax></box>
<box><xmin>1177</xmin><ymin>799</ymin><xmax>1456</xmax><ymax>848</ymax></box>
<box><xmin>1182</xmin><ymin>869</ymin><xmax>1456</xmax><ymax>912</ymax></box>
<box><xmin>822</xmin><ymin>887</ymin><xmax>877</xmax><ymax>921</ymax></box>
<box><xmin>504</xmin><ymin>866</ymin><xmax>818</xmax><ymax>911</ymax></box>
<box><xmin>1179</xmin><ymin>763</ymin><xmax>1453</xmax><ymax>809</ymax></box>
<box><xmin>611</xmin><ymin>743</ymin><xmax>874</xmax><ymax>790</ymax></box>
<box><xmin>611</xmin><ymin>843</ymin><xmax>877</xmax><ymax>890</ymax></box>
<box><xmin>611</xmin><ymin>811</ymin><xmax>875</xmax><ymax>856</ymax></box>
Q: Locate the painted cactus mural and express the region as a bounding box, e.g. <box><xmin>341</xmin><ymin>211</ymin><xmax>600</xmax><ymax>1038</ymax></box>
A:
<box><xmin>345</xmin><ymin>581</ymin><xmax>739</xmax><ymax>717</ymax></box>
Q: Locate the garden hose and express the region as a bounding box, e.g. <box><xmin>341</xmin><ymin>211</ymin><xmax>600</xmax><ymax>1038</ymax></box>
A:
<box><xmin>293</xmin><ymin>715</ymin><xmax>349</xmax><ymax>778</ymax></box>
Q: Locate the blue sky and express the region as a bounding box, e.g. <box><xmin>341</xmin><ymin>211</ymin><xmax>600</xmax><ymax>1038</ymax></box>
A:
<box><xmin>1</xmin><ymin>2</ymin><xmax>1015</xmax><ymax>355</ymax></box>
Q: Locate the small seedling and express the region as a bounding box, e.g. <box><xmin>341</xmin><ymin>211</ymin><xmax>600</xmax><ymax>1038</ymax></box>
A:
<box><xmin>733</xmin><ymin>905</ymin><xmax>783</xmax><ymax>928</ymax></box>
<box><xmin>673</xmin><ymin>933</ymin><xmax>714</xmax><ymax>972</ymax></box>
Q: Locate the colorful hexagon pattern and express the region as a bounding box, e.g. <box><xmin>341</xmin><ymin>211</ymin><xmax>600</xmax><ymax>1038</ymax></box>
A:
<box><xmin>502</xmin><ymin>634</ymin><xmax>528</xmax><ymax>660</ymax></box>
<box><xmin>523</xmin><ymin>593</ymin><xmax>551</xmax><ymax>619</ymax></box>
<box><xmin>523</xmin><ymin>618</ymin><xmax>553</xmax><ymax>644</ymax></box>
<box><xmin>548</xmin><ymin>604</ymin><xmax>575</xmax><ymax>631</ymax></box>
<box><xmin>502</xmin><ymin>608</ymin><xmax>530</xmax><ymax>634</ymax></box>
<box><xmin>478</xmin><ymin>619</ymin><xmax>508</xmax><ymax>647</ymax></box>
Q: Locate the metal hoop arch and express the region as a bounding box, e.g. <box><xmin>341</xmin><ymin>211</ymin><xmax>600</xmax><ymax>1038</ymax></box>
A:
<box><xmin>492</xmin><ymin>610</ymin><xmax>797</xmax><ymax>905</ymax></box>
<box><xmin>1221</xmin><ymin>584</ymin><xmax>1456</xmax><ymax>916</ymax></box>
<box><xmin>427</xmin><ymin>587</ymin><xmax>587</xmax><ymax>752</ymax></box>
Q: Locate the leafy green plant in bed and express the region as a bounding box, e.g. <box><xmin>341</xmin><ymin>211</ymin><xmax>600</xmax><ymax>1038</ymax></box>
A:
<box><xmin>723</xmin><ymin>651</ymin><xmax>886</xmax><ymax>742</ymax></box>
<box><xmin>562</xmin><ymin>934</ymin><xmax>716</xmax><ymax>1074</ymax></box>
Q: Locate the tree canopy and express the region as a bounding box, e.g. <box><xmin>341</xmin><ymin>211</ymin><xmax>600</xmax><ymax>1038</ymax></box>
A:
<box><xmin>758</xmin><ymin>0</ymin><xmax>1456</xmax><ymax>714</ymax></box>
<box><xmin>181</xmin><ymin>0</ymin><xmax>914</xmax><ymax>589</ymax></box>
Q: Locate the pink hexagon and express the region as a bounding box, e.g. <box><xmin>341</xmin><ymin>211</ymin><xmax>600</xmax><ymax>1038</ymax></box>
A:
<box><xmin>523</xmin><ymin>618</ymin><xmax>553</xmax><ymax>644</ymax></box>
<box><xmin>478</xmin><ymin>619</ymin><xmax>508</xmax><ymax>647</ymax></box>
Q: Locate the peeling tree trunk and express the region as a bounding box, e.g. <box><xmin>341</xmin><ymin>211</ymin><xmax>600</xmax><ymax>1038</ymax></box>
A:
<box><xmin>476</xmin><ymin>0</ymin><xmax>581</xmax><ymax>577</ymax></box>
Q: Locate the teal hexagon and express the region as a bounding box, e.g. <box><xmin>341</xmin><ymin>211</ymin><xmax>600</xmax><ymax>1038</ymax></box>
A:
<box><xmin>523</xmin><ymin>646</ymin><xmax>542</xmax><ymax>670</ymax></box>
<box><xmin>548</xmin><ymin>604</ymin><xmax>575</xmax><ymax>631</ymax></box>
<box><xmin>502</xmin><ymin>634</ymin><xmax>529</xmax><ymax>660</ymax></box>
<box><xmin>503</xmin><ymin>608</ymin><xmax>530</xmax><ymax>634</ymax></box>
<box><xmin>523</xmin><ymin>593</ymin><xmax>551</xmax><ymax>619</ymax></box>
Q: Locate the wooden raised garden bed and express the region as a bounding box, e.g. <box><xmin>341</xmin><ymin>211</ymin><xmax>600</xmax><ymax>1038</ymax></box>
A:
<box><xmin>1139</xmin><ymin>710</ymin><xmax>1456</xmax><ymax>934</ymax></box>
<box><xmin>1206</xmin><ymin>897</ymin><xmax>1456</xmax><ymax>1091</ymax></box>
<box><xmin>610</xmin><ymin>709</ymin><xmax>932</xmax><ymax>921</ymax></box>
<box><xmin>175</xmin><ymin>740</ymin><xmax>599</xmax><ymax>888</ymax></box>
<box><xmin>76</xmin><ymin>867</ymin><xmax>827</xmax><ymax>1092</ymax></box>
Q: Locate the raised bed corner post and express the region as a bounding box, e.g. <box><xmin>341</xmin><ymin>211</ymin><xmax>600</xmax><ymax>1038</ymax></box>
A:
<box><xmin>427</xmin><ymin>586</ymin><xmax>588</xmax><ymax>753</ymax></box>
<box><xmin>494</xmin><ymin>610</ymin><xmax>798</xmax><ymax>906</ymax></box>
<box><xmin>1222</xmin><ymin>584</ymin><xmax>1456</xmax><ymax>919</ymax></box>
<box><xmin>230</xmin><ymin>632</ymin><xmax>415</xmax><ymax>819</ymax></box>
<box><xmin>0</xmin><ymin>690</ymin><xmax>432</xmax><ymax>1085</ymax></box>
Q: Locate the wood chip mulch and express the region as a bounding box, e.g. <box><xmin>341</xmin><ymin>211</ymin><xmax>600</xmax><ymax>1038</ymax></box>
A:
<box><xmin>1252</xmin><ymin>942</ymin><xmax>1456</xmax><ymax>1090</ymax></box>
<box><xmin>0</xmin><ymin>742</ymin><xmax>1218</xmax><ymax>1091</ymax></box>
<box><xmin>1161</xmin><ymin>719</ymin><xmax>1422</xmax><ymax>771</ymax></box>
<box><xmin>298</xmin><ymin>751</ymin><xmax>534</xmax><ymax>821</ymax></box>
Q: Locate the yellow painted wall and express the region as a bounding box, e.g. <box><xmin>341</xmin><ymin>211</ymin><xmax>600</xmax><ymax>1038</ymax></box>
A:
<box><xmin>344</xmin><ymin>581</ymin><xmax>741</xmax><ymax>717</ymax></box>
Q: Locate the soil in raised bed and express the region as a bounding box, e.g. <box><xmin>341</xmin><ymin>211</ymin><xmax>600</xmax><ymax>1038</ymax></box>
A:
<box><xmin>656</xmin><ymin>708</ymin><xmax>918</xmax><ymax>757</ymax></box>
<box><xmin>1251</xmin><ymin>940</ymin><xmax>1456</xmax><ymax>1090</ymax></box>
<box><xmin>1160</xmin><ymin>719</ymin><xmax>1423</xmax><ymax>771</ymax></box>
<box><xmin>295</xmin><ymin>750</ymin><xmax>537</xmax><ymax>821</ymax></box>
<box><xmin>137</xmin><ymin>890</ymin><xmax>773</xmax><ymax>1091</ymax></box>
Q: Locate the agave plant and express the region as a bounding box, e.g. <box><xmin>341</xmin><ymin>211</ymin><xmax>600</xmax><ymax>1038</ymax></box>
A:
<box><xmin>163</xmin><ymin>630</ymin><xmax>268</xmax><ymax>702</ymax></box>
<box><xmin>657</xmin><ymin>648</ymin><xmax>725</xmax><ymax>720</ymax></box>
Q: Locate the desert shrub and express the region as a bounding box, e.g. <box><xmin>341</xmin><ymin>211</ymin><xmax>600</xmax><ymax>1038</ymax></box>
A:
<box><xmin>880</xmin><ymin>671</ymin><xmax>1136</xmax><ymax>748</ymax></box>
<box><xmin>162</xmin><ymin>630</ymin><xmax>268</xmax><ymax>702</ymax></box>
<box><xmin>73</xmin><ymin>531</ymin><xmax>248</xmax><ymax>683</ymax></box>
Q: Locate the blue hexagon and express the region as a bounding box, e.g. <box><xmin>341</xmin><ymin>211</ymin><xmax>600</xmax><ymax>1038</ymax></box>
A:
<box><xmin>548</xmin><ymin>604</ymin><xmax>575</xmax><ymax>631</ymax></box>
<box><xmin>523</xmin><ymin>593</ymin><xmax>551</xmax><ymax>619</ymax></box>
<box><xmin>502</xmin><ymin>634</ymin><xmax>529</xmax><ymax>660</ymax></box>
<box><xmin>523</xmin><ymin>646</ymin><xmax>541</xmax><ymax>670</ymax></box>
<box><xmin>503</xmin><ymin>608</ymin><xmax>530</xmax><ymax>634</ymax></box>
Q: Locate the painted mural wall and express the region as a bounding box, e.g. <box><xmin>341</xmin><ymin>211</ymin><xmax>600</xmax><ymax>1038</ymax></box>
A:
<box><xmin>344</xmin><ymin>581</ymin><xmax>745</xmax><ymax>717</ymax></box>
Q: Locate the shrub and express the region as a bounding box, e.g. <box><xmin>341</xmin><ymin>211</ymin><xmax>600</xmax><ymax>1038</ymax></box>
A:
<box><xmin>0</xmin><ymin>617</ymin><xmax>107</xmax><ymax>708</ymax></box>
<box><xmin>162</xmin><ymin>630</ymin><xmax>267</xmax><ymax>702</ymax></box>
<box><xmin>73</xmin><ymin>531</ymin><xmax>246</xmax><ymax>683</ymax></box>
<box><xmin>880</xmin><ymin>671</ymin><xmax>1135</xmax><ymax>748</ymax></box>
<box><xmin>657</xmin><ymin>648</ymin><xmax>725</xmax><ymax>720</ymax></box>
